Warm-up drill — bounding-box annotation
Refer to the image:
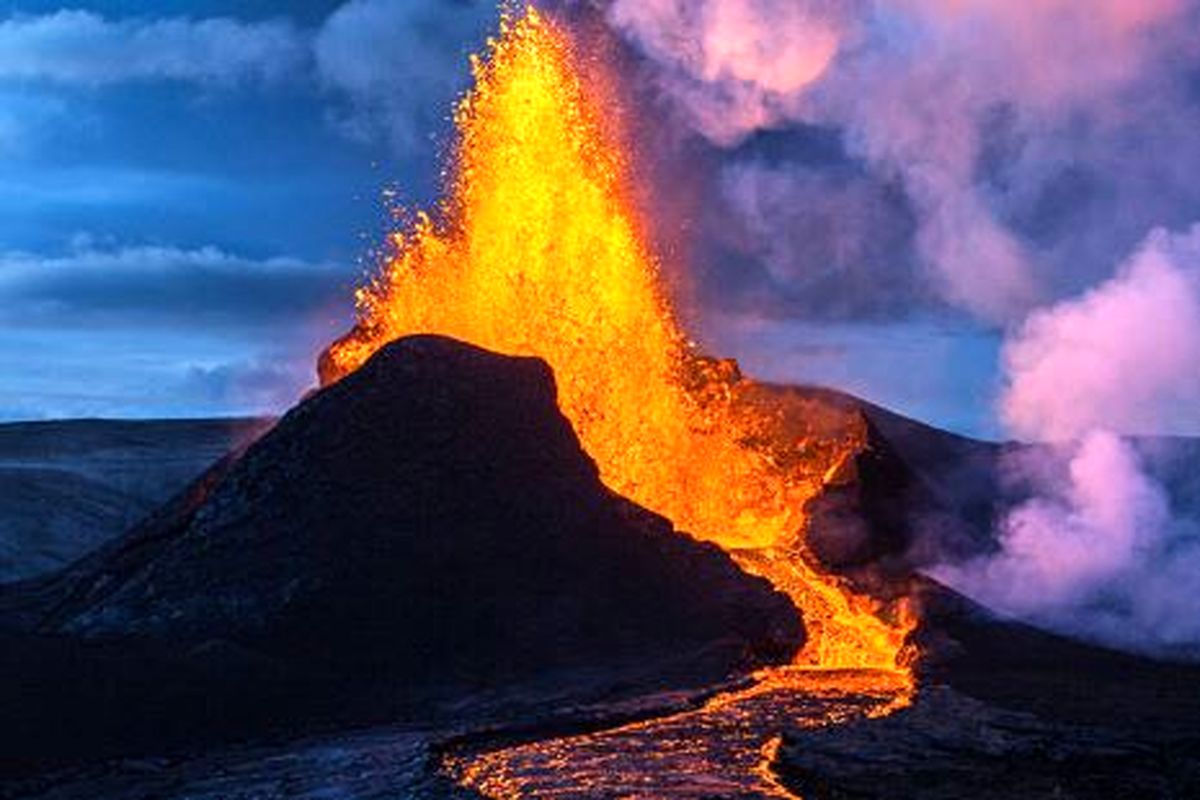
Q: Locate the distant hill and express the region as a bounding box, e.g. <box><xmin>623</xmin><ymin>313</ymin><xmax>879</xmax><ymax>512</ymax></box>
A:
<box><xmin>0</xmin><ymin>418</ymin><xmax>269</xmax><ymax>582</ymax></box>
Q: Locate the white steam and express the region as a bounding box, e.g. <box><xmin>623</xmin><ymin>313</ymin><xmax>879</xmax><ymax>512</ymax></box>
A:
<box><xmin>606</xmin><ymin>0</ymin><xmax>1197</xmax><ymax>323</ymax></box>
<box><xmin>1000</xmin><ymin>227</ymin><xmax>1200</xmax><ymax>442</ymax></box>
<box><xmin>935</xmin><ymin>226</ymin><xmax>1200</xmax><ymax>656</ymax></box>
<box><xmin>601</xmin><ymin>0</ymin><xmax>1200</xmax><ymax>657</ymax></box>
<box><xmin>606</xmin><ymin>0</ymin><xmax>859</xmax><ymax>145</ymax></box>
<box><xmin>935</xmin><ymin>431</ymin><xmax>1200</xmax><ymax>656</ymax></box>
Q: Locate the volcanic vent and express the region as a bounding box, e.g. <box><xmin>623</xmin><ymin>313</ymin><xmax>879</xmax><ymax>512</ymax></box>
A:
<box><xmin>57</xmin><ymin>335</ymin><xmax>806</xmax><ymax>676</ymax></box>
<box><xmin>322</xmin><ymin>6</ymin><xmax>913</xmax><ymax>677</ymax></box>
<box><xmin>3</xmin><ymin>335</ymin><xmax>805</xmax><ymax>769</ymax></box>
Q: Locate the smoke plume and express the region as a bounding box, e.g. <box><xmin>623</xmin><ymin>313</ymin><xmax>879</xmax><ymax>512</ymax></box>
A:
<box><xmin>591</xmin><ymin>0</ymin><xmax>1200</xmax><ymax>656</ymax></box>
<box><xmin>600</xmin><ymin>0</ymin><xmax>1200</xmax><ymax>323</ymax></box>
<box><xmin>935</xmin><ymin>430</ymin><xmax>1200</xmax><ymax>657</ymax></box>
<box><xmin>934</xmin><ymin>226</ymin><xmax>1200</xmax><ymax>656</ymax></box>
<box><xmin>1002</xmin><ymin>227</ymin><xmax>1200</xmax><ymax>442</ymax></box>
<box><xmin>605</xmin><ymin>0</ymin><xmax>859</xmax><ymax>146</ymax></box>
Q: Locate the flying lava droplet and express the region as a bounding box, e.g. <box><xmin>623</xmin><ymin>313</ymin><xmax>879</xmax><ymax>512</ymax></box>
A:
<box><xmin>323</xmin><ymin>4</ymin><xmax>915</xmax><ymax>679</ymax></box>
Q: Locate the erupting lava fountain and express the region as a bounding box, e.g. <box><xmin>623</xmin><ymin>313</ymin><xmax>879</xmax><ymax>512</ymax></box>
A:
<box><xmin>321</xmin><ymin>4</ymin><xmax>915</xmax><ymax>685</ymax></box>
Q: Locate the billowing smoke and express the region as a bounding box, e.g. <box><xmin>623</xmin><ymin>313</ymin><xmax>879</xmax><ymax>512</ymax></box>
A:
<box><xmin>600</xmin><ymin>0</ymin><xmax>1200</xmax><ymax>323</ymax></box>
<box><xmin>590</xmin><ymin>0</ymin><xmax>1200</xmax><ymax>655</ymax></box>
<box><xmin>934</xmin><ymin>226</ymin><xmax>1200</xmax><ymax>656</ymax></box>
<box><xmin>936</xmin><ymin>430</ymin><xmax>1200</xmax><ymax>657</ymax></box>
<box><xmin>606</xmin><ymin>0</ymin><xmax>860</xmax><ymax>145</ymax></box>
<box><xmin>1001</xmin><ymin>227</ymin><xmax>1200</xmax><ymax>443</ymax></box>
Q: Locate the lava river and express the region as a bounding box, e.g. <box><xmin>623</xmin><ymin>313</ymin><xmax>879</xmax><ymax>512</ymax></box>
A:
<box><xmin>320</xmin><ymin>4</ymin><xmax>918</xmax><ymax>795</ymax></box>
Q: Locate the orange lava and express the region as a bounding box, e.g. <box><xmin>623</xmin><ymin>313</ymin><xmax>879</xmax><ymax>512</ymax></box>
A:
<box><xmin>324</xmin><ymin>5</ymin><xmax>914</xmax><ymax>679</ymax></box>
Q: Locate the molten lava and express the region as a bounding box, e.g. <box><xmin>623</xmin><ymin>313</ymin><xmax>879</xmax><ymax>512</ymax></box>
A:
<box><xmin>324</xmin><ymin>6</ymin><xmax>913</xmax><ymax>678</ymax></box>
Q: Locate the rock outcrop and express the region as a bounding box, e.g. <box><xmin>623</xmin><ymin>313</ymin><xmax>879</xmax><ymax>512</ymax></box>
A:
<box><xmin>1</xmin><ymin>335</ymin><xmax>801</xmax><ymax>770</ymax></box>
<box><xmin>776</xmin><ymin>687</ymin><xmax>1200</xmax><ymax>800</ymax></box>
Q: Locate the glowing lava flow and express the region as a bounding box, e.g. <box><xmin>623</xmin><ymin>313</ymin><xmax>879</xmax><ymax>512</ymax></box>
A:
<box><xmin>323</xmin><ymin>6</ymin><xmax>913</xmax><ymax>680</ymax></box>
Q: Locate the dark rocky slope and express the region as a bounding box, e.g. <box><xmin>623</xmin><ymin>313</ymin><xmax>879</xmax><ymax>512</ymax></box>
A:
<box><xmin>773</xmin><ymin>582</ymin><xmax>1200</xmax><ymax>799</ymax></box>
<box><xmin>777</xmin><ymin>686</ymin><xmax>1200</xmax><ymax>800</ymax></box>
<box><xmin>6</xmin><ymin>346</ymin><xmax>1200</xmax><ymax>795</ymax></box>
<box><xmin>0</xmin><ymin>335</ymin><xmax>801</xmax><ymax>772</ymax></box>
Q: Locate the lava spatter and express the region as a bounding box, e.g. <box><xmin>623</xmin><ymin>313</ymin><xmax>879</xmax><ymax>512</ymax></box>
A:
<box><xmin>323</xmin><ymin>5</ymin><xmax>913</xmax><ymax>678</ymax></box>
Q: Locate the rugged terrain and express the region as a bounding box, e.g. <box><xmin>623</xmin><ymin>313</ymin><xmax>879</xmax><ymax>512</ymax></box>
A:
<box><xmin>0</xmin><ymin>336</ymin><xmax>799</xmax><ymax>775</ymax></box>
<box><xmin>3</xmin><ymin>337</ymin><xmax>1199</xmax><ymax>798</ymax></box>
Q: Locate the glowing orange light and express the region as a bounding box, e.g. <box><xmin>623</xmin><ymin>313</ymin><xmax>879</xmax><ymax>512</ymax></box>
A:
<box><xmin>324</xmin><ymin>5</ymin><xmax>914</xmax><ymax>678</ymax></box>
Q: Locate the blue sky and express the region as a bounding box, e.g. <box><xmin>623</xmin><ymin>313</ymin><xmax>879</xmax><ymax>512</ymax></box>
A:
<box><xmin>14</xmin><ymin>1</ymin><xmax>1177</xmax><ymax>440</ymax></box>
<box><xmin>0</xmin><ymin>1</ymin><xmax>498</xmax><ymax>422</ymax></box>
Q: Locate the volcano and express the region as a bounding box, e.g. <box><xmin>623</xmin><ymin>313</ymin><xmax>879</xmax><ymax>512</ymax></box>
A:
<box><xmin>6</xmin><ymin>3</ymin><xmax>1200</xmax><ymax>797</ymax></box>
<box><xmin>0</xmin><ymin>334</ymin><xmax>801</xmax><ymax>772</ymax></box>
<box><xmin>3</xmin><ymin>339</ymin><xmax>1200</xmax><ymax>796</ymax></box>
<box><xmin>320</xmin><ymin>6</ymin><xmax>915</xmax><ymax>677</ymax></box>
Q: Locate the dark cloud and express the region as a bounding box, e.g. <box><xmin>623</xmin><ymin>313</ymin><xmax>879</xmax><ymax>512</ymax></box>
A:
<box><xmin>0</xmin><ymin>241</ymin><xmax>342</xmax><ymax>420</ymax></box>
<box><xmin>705</xmin><ymin>146</ymin><xmax>922</xmax><ymax>320</ymax></box>
<box><xmin>0</xmin><ymin>241</ymin><xmax>352</xmax><ymax>327</ymax></box>
<box><xmin>0</xmin><ymin>2</ymin><xmax>496</xmax><ymax>161</ymax></box>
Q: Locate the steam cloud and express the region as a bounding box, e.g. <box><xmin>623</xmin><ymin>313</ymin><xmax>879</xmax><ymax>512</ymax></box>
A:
<box><xmin>936</xmin><ymin>431</ymin><xmax>1200</xmax><ymax>657</ymax></box>
<box><xmin>935</xmin><ymin>227</ymin><xmax>1200</xmax><ymax>657</ymax></box>
<box><xmin>603</xmin><ymin>0</ymin><xmax>1200</xmax><ymax>323</ymax></box>
<box><xmin>1001</xmin><ymin>227</ymin><xmax>1200</xmax><ymax>443</ymax></box>
<box><xmin>597</xmin><ymin>0</ymin><xmax>1200</xmax><ymax>654</ymax></box>
<box><xmin>606</xmin><ymin>0</ymin><xmax>857</xmax><ymax>145</ymax></box>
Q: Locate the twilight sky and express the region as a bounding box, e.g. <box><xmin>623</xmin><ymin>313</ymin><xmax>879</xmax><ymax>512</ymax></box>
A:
<box><xmin>0</xmin><ymin>0</ymin><xmax>495</xmax><ymax>422</ymax></box>
<box><xmin>4</xmin><ymin>0</ymin><xmax>1199</xmax><ymax>441</ymax></box>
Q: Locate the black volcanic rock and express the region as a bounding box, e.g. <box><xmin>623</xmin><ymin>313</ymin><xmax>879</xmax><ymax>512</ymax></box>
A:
<box><xmin>1</xmin><ymin>335</ymin><xmax>800</xmax><ymax>769</ymax></box>
<box><xmin>769</xmin><ymin>581</ymin><xmax>1200</xmax><ymax>800</ymax></box>
<box><xmin>776</xmin><ymin>687</ymin><xmax>1200</xmax><ymax>800</ymax></box>
<box><xmin>51</xmin><ymin>334</ymin><xmax>800</xmax><ymax>673</ymax></box>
